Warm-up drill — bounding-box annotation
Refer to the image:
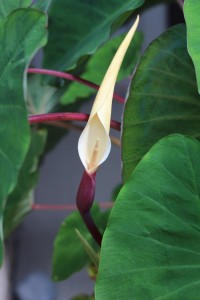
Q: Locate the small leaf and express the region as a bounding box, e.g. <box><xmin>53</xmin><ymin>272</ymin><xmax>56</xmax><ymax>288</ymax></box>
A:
<box><xmin>96</xmin><ymin>134</ymin><xmax>200</xmax><ymax>299</ymax></box>
<box><xmin>52</xmin><ymin>205</ymin><xmax>110</xmax><ymax>281</ymax></box>
<box><xmin>122</xmin><ymin>24</ymin><xmax>200</xmax><ymax>182</ymax></box>
<box><xmin>184</xmin><ymin>0</ymin><xmax>200</xmax><ymax>93</ymax></box>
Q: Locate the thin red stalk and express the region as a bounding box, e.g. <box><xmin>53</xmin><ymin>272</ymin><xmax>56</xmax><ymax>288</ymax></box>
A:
<box><xmin>28</xmin><ymin>112</ymin><xmax>121</xmax><ymax>132</ymax></box>
<box><xmin>32</xmin><ymin>202</ymin><xmax>113</xmax><ymax>211</ymax></box>
<box><xmin>27</xmin><ymin>68</ymin><xmax>125</xmax><ymax>104</ymax></box>
<box><xmin>82</xmin><ymin>211</ymin><xmax>102</xmax><ymax>246</ymax></box>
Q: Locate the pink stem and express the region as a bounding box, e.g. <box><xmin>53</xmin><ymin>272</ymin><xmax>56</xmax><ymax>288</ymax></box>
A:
<box><xmin>27</xmin><ymin>68</ymin><xmax>125</xmax><ymax>104</ymax></box>
<box><xmin>28</xmin><ymin>112</ymin><xmax>121</xmax><ymax>132</ymax></box>
<box><xmin>32</xmin><ymin>202</ymin><xmax>113</xmax><ymax>211</ymax></box>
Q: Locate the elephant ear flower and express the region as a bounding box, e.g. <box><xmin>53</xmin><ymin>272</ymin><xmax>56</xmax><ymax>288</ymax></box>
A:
<box><xmin>78</xmin><ymin>16</ymin><xmax>139</xmax><ymax>174</ymax></box>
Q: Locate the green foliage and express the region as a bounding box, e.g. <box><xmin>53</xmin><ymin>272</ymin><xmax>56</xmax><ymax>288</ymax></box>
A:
<box><xmin>0</xmin><ymin>0</ymin><xmax>31</xmax><ymax>22</ymax></box>
<box><xmin>96</xmin><ymin>134</ymin><xmax>200</xmax><ymax>299</ymax></box>
<box><xmin>0</xmin><ymin>8</ymin><xmax>47</xmax><ymax>262</ymax></box>
<box><xmin>61</xmin><ymin>32</ymin><xmax>143</xmax><ymax>105</ymax></box>
<box><xmin>2</xmin><ymin>1</ymin><xmax>200</xmax><ymax>299</ymax></box>
<box><xmin>52</xmin><ymin>205</ymin><xmax>110</xmax><ymax>281</ymax></box>
<box><xmin>27</xmin><ymin>75</ymin><xmax>60</xmax><ymax>114</ymax></box>
<box><xmin>3</xmin><ymin>130</ymin><xmax>47</xmax><ymax>238</ymax></box>
<box><xmin>122</xmin><ymin>24</ymin><xmax>200</xmax><ymax>182</ymax></box>
<box><xmin>184</xmin><ymin>0</ymin><xmax>200</xmax><ymax>93</ymax></box>
<box><xmin>43</xmin><ymin>0</ymin><xmax>144</xmax><ymax>71</ymax></box>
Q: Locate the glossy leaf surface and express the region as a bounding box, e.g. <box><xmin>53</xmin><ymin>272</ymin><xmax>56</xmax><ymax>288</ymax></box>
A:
<box><xmin>122</xmin><ymin>24</ymin><xmax>200</xmax><ymax>181</ymax></box>
<box><xmin>43</xmin><ymin>0</ymin><xmax>144</xmax><ymax>71</ymax></box>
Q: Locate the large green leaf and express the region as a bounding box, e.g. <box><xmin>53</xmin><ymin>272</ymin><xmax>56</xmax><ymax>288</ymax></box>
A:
<box><xmin>61</xmin><ymin>32</ymin><xmax>143</xmax><ymax>105</ymax></box>
<box><xmin>0</xmin><ymin>8</ymin><xmax>47</xmax><ymax>262</ymax></box>
<box><xmin>43</xmin><ymin>0</ymin><xmax>144</xmax><ymax>71</ymax></box>
<box><xmin>184</xmin><ymin>0</ymin><xmax>200</xmax><ymax>93</ymax></box>
<box><xmin>96</xmin><ymin>134</ymin><xmax>200</xmax><ymax>299</ymax></box>
<box><xmin>122</xmin><ymin>24</ymin><xmax>200</xmax><ymax>182</ymax></box>
<box><xmin>3</xmin><ymin>130</ymin><xmax>47</xmax><ymax>238</ymax></box>
<box><xmin>52</xmin><ymin>205</ymin><xmax>110</xmax><ymax>281</ymax></box>
<box><xmin>0</xmin><ymin>0</ymin><xmax>31</xmax><ymax>22</ymax></box>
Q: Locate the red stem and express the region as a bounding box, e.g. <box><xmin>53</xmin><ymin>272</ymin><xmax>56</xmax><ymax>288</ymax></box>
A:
<box><xmin>32</xmin><ymin>202</ymin><xmax>113</xmax><ymax>211</ymax></box>
<box><xmin>83</xmin><ymin>211</ymin><xmax>102</xmax><ymax>246</ymax></box>
<box><xmin>27</xmin><ymin>68</ymin><xmax>125</xmax><ymax>104</ymax></box>
<box><xmin>28</xmin><ymin>112</ymin><xmax>121</xmax><ymax>132</ymax></box>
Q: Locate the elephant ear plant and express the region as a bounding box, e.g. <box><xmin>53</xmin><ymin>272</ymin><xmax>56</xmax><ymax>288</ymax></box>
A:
<box><xmin>1</xmin><ymin>0</ymin><xmax>200</xmax><ymax>299</ymax></box>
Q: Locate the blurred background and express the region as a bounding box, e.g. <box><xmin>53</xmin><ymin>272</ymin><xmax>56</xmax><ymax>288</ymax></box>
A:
<box><xmin>0</xmin><ymin>2</ymin><xmax>184</xmax><ymax>300</ymax></box>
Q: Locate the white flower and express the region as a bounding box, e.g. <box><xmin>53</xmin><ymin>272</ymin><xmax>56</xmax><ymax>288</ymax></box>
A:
<box><xmin>78</xmin><ymin>16</ymin><xmax>139</xmax><ymax>174</ymax></box>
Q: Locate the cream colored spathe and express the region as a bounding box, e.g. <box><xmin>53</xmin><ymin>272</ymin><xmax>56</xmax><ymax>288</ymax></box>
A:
<box><xmin>78</xmin><ymin>16</ymin><xmax>139</xmax><ymax>174</ymax></box>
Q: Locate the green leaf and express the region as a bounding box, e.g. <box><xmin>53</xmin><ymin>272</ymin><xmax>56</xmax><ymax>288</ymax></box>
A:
<box><xmin>33</xmin><ymin>0</ymin><xmax>53</xmax><ymax>12</ymax></box>
<box><xmin>0</xmin><ymin>0</ymin><xmax>31</xmax><ymax>23</ymax></box>
<box><xmin>27</xmin><ymin>75</ymin><xmax>60</xmax><ymax>114</ymax></box>
<box><xmin>184</xmin><ymin>0</ymin><xmax>200</xmax><ymax>93</ymax></box>
<box><xmin>61</xmin><ymin>32</ymin><xmax>143</xmax><ymax>105</ymax></box>
<box><xmin>43</xmin><ymin>0</ymin><xmax>144</xmax><ymax>71</ymax></box>
<box><xmin>122</xmin><ymin>24</ymin><xmax>200</xmax><ymax>182</ymax></box>
<box><xmin>96</xmin><ymin>134</ymin><xmax>200</xmax><ymax>299</ymax></box>
<box><xmin>75</xmin><ymin>229</ymin><xmax>100</xmax><ymax>267</ymax></box>
<box><xmin>52</xmin><ymin>205</ymin><xmax>110</xmax><ymax>281</ymax></box>
<box><xmin>0</xmin><ymin>8</ymin><xmax>47</xmax><ymax>262</ymax></box>
<box><xmin>3</xmin><ymin>130</ymin><xmax>47</xmax><ymax>238</ymax></box>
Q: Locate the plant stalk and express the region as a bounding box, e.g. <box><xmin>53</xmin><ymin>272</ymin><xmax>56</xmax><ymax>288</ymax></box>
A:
<box><xmin>28</xmin><ymin>112</ymin><xmax>121</xmax><ymax>131</ymax></box>
<box><xmin>27</xmin><ymin>68</ymin><xmax>125</xmax><ymax>104</ymax></box>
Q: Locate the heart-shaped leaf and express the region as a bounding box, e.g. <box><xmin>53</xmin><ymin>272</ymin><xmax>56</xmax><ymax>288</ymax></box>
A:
<box><xmin>122</xmin><ymin>24</ymin><xmax>200</xmax><ymax>182</ymax></box>
<box><xmin>96</xmin><ymin>134</ymin><xmax>200</xmax><ymax>299</ymax></box>
<box><xmin>0</xmin><ymin>8</ymin><xmax>47</xmax><ymax>262</ymax></box>
<box><xmin>43</xmin><ymin>0</ymin><xmax>144</xmax><ymax>71</ymax></box>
